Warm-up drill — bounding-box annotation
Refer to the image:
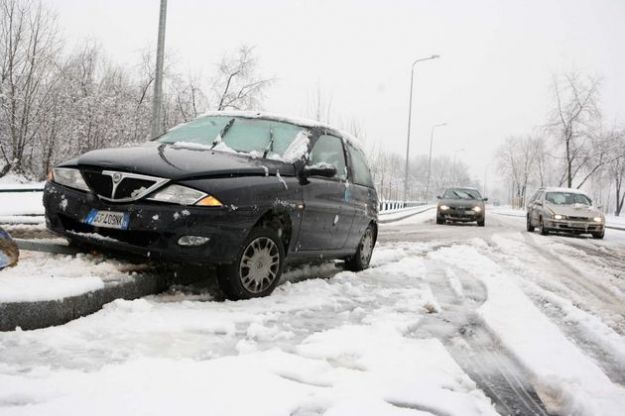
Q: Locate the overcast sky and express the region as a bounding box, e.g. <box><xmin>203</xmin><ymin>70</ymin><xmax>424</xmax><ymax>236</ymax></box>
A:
<box><xmin>50</xmin><ymin>0</ymin><xmax>624</xmax><ymax>187</ymax></box>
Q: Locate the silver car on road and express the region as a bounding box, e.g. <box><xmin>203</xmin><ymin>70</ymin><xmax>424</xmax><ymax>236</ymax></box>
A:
<box><xmin>526</xmin><ymin>187</ymin><xmax>605</xmax><ymax>239</ymax></box>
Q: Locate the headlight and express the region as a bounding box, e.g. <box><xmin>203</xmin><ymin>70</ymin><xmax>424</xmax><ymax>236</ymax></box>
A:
<box><xmin>472</xmin><ymin>206</ymin><xmax>482</xmax><ymax>213</ymax></box>
<box><xmin>593</xmin><ymin>217</ymin><xmax>603</xmax><ymax>223</ymax></box>
<box><xmin>439</xmin><ymin>205</ymin><xmax>450</xmax><ymax>211</ymax></box>
<box><xmin>52</xmin><ymin>167</ymin><xmax>90</xmax><ymax>192</ymax></box>
<box><xmin>147</xmin><ymin>184</ymin><xmax>223</xmax><ymax>206</ymax></box>
<box><xmin>554</xmin><ymin>214</ymin><xmax>564</xmax><ymax>220</ymax></box>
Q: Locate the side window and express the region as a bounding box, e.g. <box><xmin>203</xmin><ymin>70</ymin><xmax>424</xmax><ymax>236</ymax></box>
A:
<box><xmin>309</xmin><ymin>135</ymin><xmax>347</xmax><ymax>180</ymax></box>
<box><xmin>348</xmin><ymin>144</ymin><xmax>374</xmax><ymax>188</ymax></box>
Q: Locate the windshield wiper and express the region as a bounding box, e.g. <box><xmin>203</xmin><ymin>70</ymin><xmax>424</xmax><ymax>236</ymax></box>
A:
<box><xmin>210</xmin><ymin>118</ymin><xmax>236</xmax><ymax>149</ymax></box>
<box><xmin>262</xmin><ymin>127</ymin><xmax>275</xmax><ymax>158</ymax></box>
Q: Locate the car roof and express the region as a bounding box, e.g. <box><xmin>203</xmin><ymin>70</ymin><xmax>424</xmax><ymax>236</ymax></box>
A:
<box><xmin>539</xmin><ymin>187</ymin><xmax>589</xmax><ymax>195</ymax></box>
<box><xmin>445</xmin><ymin>187</ymin><xmax>480</xmax><ymax>192</ymax></box>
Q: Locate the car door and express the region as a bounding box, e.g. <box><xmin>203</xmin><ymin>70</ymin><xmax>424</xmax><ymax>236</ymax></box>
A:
<box><xmin>344</xmin><ymin>142</ymin><xmax>377</xmax><ymax>249</ymax></box>
<box><xmin>297</xmin><ymin>134</ymin><xmax>354</xmax><ymax>251</ymax></box>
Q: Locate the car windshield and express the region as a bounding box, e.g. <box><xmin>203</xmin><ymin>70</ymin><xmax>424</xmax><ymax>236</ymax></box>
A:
<box><xmin>442</xmin><ymin>188</ymin><xmax>482</xmax><ymax>200</ymax></box>
<box><xmin>545</xmin><ymin>192</ymin><xmax>592</xmax><ymax>206</ymax></box>
<box><xmin>156</xmin><ymin>116</ymin><xmax>308</xmax><ymax>159</ymax></box>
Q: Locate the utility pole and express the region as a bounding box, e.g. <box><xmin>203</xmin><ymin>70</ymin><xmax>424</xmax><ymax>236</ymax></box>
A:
<box><xmin>403</xmin><ymin>54</ymin><xmax>440</xmax><ymax>201</ymax></box>
<box><xmin>150</xmin><ymin>0</ymin><xmax>168</xmax><ymax>138</ymax></box>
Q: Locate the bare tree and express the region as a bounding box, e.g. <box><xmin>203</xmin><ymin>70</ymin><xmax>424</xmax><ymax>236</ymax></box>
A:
<box><xmin>0</xmin><ymin>0</ymin><xmax>59</xmax><ymax>176</ymax></box>
<box><xmin>548</xmin><ymin>72</ymin><xmax>603</xmax><ymax>188</ymax></box>
<box><xmin>212</xmin><ymin>46</ymin><xmax>272</xmax><ymax>111</ymax></box>
<box><xmin>495</xmin><ymin>136</ymin><xmax>541</xmax><ymax>207</ymax></box>
<box><xmin>609</xmin><ymin>133</ymin><xmax>625</xmax><ymax>216</ymax></box>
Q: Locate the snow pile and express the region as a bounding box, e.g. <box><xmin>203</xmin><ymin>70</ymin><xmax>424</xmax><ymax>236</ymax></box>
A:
<box><xmin>0</xmin><ymin>252</ymin><xmax>135</xmax><ymax>303</ymax></box>
<box><xmin>0</xmin><ymin>242</ymin><xmax>499</xmax><ymax>415</ymax></box>
<box><xmin>0</xmin><ymin>192</ymin><xmax>44</xmax><ymax>216</ymax></box>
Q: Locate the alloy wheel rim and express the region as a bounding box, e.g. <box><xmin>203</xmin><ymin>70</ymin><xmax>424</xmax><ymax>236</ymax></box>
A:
<box><xmin>239</xmin><ymin>237</ymin><xmax>280</xmax><ymax>293</ymax></box>
<box><xmin>359</xmin><ymin>229</ymin><xmax>374</xmax><ymax>265</ymax></box>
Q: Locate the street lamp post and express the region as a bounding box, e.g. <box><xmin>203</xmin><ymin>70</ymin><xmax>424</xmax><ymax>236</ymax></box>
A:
<box><xmin>403</xmin><ymin>54</ymin><xmax>440</xmax><ymax>202</ymax></box>
<box><xmin>425</xmin><ymin>122</ymin><xmax>447</xmax><ymax>200</ymax></box>
<box><xmin>150</xmin><ymin>0</ymin><xmax>168</xmax><ymax>138</ymax></box>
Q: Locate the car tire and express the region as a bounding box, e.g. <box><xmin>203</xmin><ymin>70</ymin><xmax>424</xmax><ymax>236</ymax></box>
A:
<box><xmin>526</xmin><ymin>215</ymin><xmax>535</xmax><ymax>232</ymax></box>
<box><xmin>217</xmin><ymin>226</ymin><xmax>285</xmax><ymax>300</ymax></box>
<box><xmin>477</xmin><ymin>218</ymin><xmax>485</xmax><ymax>227</ymax></box>
<box><xmin>592</xmin><ymin>231</ymin><xmax>605</xmax><ymax>239</ymax></box>
<box><xmin>345</xmin><ymin>224</ymin><xmax>376</xmax><ymax>272</ymax></box>
<box><xmin>436</xmin><ymin>216</ymin><xmax>445</xmax><ymax>225</ymax></box>
<box><xmin>540</xmin><ymin>218</ymin><xmax>549</xmax><ymax>235</ymax></box>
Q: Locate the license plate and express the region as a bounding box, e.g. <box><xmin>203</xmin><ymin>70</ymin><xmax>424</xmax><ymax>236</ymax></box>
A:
<box><xmin>85</xmin><ymin>209</ymin><xmax>130</xmax><ymax>230</ymax></box>
<box><xmin>465</xmin><ymin>210</ymin><xmax>474</xmax><ymax>215</ymax></box>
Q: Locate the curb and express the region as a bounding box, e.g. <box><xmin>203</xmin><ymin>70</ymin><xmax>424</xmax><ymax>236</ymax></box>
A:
<box><xmin>0</xmin><ymin>264</ymin><xmax>206</xmax><ymax>332</ymax></box>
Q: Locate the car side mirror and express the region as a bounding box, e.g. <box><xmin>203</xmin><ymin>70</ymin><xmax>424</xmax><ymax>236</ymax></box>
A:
<box><xmin>535</xmin><ymin>201</ymin><xmax>543</xmax><ymax>207</ymax></box>
<box><xmin>483</xmin><ymin>197</ymin><xmax>489</xmax><ymax>202</ymax></box>
<box><xmin>301</xmin><ymin>164</ymin><xmax>337</xmax><ymax>179</ymax></box>
<box><xmin>436</xmin><ymin>195</ymin><xmax>442</xmax><ymax>199</ymax></box>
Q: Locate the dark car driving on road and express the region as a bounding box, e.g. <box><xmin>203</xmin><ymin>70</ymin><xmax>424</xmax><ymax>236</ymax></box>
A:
<box><xmin>44</xmin><ymin>112</ymin><xmax>379</xmax><ymax>299</ymax></box>
<box><xmin>436</xmin><ymin>187</ymin><xmax>487</xmax><ymax>226</ymax></box>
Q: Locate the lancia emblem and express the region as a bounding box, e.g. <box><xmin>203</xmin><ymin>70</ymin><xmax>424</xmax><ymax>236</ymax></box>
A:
<box><xmin>112</xmin><ymin>173</ymin><xmax>122</xmax><ymax>183</ymax></box>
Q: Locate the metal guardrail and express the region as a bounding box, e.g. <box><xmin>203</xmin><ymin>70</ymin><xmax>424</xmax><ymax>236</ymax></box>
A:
<box><xmin>0</xmin><ymin>186</ymin><xmax>44</xmax><ymax>193</ymax></box>
<box><xmin>378</xmin><ymin>200</ymin><xmax>426</xmax><ymax>213</ymax></box>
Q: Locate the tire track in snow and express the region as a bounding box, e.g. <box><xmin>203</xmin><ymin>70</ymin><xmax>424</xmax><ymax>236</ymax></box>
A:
<box><xmin>483</xmin><ymin>234</ymin><xmax>625</xmax><ymax>386</ymax></box>
<box><xmin>410</xmin><ymin>262</ymin><xmax>549</xmax><ymax>416</ymax></box>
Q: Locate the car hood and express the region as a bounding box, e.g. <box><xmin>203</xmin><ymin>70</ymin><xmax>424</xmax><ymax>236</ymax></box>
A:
<box><xmin>546</xmin><ymin>203</ymin><xmax>602</xmax><ymax>218</ymax></box>
<box><xmin>65</xmin><ymin>142</ymin><xmax>295</xmax><ymax>180</ymax></box>
<box><xmin>438</xmin><ymin>199</ymin><xmax>484</xmax><ymax>208</ymax></box>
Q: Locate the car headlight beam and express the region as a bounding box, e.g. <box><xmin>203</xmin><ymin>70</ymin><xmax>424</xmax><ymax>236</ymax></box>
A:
<box><xmin>472</xmin><ymin>206</ymin><xmax>482</xmax><ymax>213</ymax></box>
<box><xmin>52</xmin><ymin>167</ymin><xmax>90</xmax><ymax>192</ymax></box>
<box><xmin>439</xmin><ymin>205</ymin><xmax>450</xmax><ymax>211</ymax></box>
<box><xmin>554</xmin><ymin>214</ymin><xmax>564</xmax><ymax>220</ymax></box>
<box><xmin>147</xmin><ymin>184</ymin><xmax>223</xmax><ymax>207</ymax></box>
<box><xmin>593</xmin><ymin>217</ymin><xmax>603</xmax><ymax>223</ymax></box>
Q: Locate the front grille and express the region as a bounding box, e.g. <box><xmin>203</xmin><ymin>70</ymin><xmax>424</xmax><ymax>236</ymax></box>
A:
<box><xmin>115</xmin><ymin>178</ymin><xmax>157</xmax><ymax>199</ymax></box>
<box><xmin>82</xmin><ymin>170</ymin><xmax>113</xmax><ymax>198</ymax></box>
<box><xmin>568</xmin><ymin>216</ymin><xmax>589</xmax><ymax>221</ymax></box>
<box><xmin>79</xmin><ymin>169</ymin><xmax>165</xmax><ymax>201</ymax></box>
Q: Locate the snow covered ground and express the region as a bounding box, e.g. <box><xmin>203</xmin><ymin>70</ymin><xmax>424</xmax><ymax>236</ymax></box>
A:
<box><xmin>1</xmin><ymin>207</ymin><xmax>625</xmax><ymax>415</ymax></box>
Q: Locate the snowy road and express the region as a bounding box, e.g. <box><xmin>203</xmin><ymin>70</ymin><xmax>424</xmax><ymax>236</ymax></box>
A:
<box><xmin>1</xmin><ymin>209</ymin><xmax>625</xmax><ymax>415</ymax></box>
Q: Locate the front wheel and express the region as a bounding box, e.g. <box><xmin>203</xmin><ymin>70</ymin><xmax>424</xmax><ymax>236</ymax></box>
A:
<box><xmin>345</xmin><ymin>224</ymin><xmax>376</xmax><ymax>271</ymax></box>
<box><xmin>526</xmin><ymin>215</ymin><xmax>535</xmax><ymax>232</ymax></box>
<box><xmin>217</xmin><ymin>227</ymin><xmax>285</xmax><ymax>300</ymax></box>
<box><xmin>592</xmin><ymin>231</ymin><xmax>605</xmax><ymax>239</ymax></box>
<box><xmin>540</xmin><ymin>218</ymin><xmax>550</xmax><ymax>235</ymax></box>
<box><xmin>477</xmin><ymin>218</ymin><xmax>485</xmax><ymax>227</ymax></box>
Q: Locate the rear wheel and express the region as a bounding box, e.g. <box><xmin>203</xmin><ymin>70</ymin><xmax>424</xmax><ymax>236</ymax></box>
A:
<box><xmin>217</xmin><ymin>227</ymin><xmax>284</xmax><ymax>300</ymax></box>
<box><xmin>345</xmin><ymin>224</ymin><xmax>376</xmax><ymax>271</ymax></box>
<box><xmin>526</xmin><ymin>214</ymin><xmax>535</xmax><ymax>232</ymax></box>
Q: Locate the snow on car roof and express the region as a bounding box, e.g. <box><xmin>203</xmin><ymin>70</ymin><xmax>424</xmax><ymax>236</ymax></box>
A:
<box><xmin>197</xmin><ymin>110</ymin><xmax>365</xmax><ymax>152</ymax></box>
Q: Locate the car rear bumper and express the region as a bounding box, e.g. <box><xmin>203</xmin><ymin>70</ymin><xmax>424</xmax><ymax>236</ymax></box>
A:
<box><xmin>43</xmin><ymin>182</ymin><xmax>258</xmax><ymax>265</ymax></box>
<box><xmin>544</xmin><ymin>219</ymin><xmax>604</xmax><ymax>233</ymax></box>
